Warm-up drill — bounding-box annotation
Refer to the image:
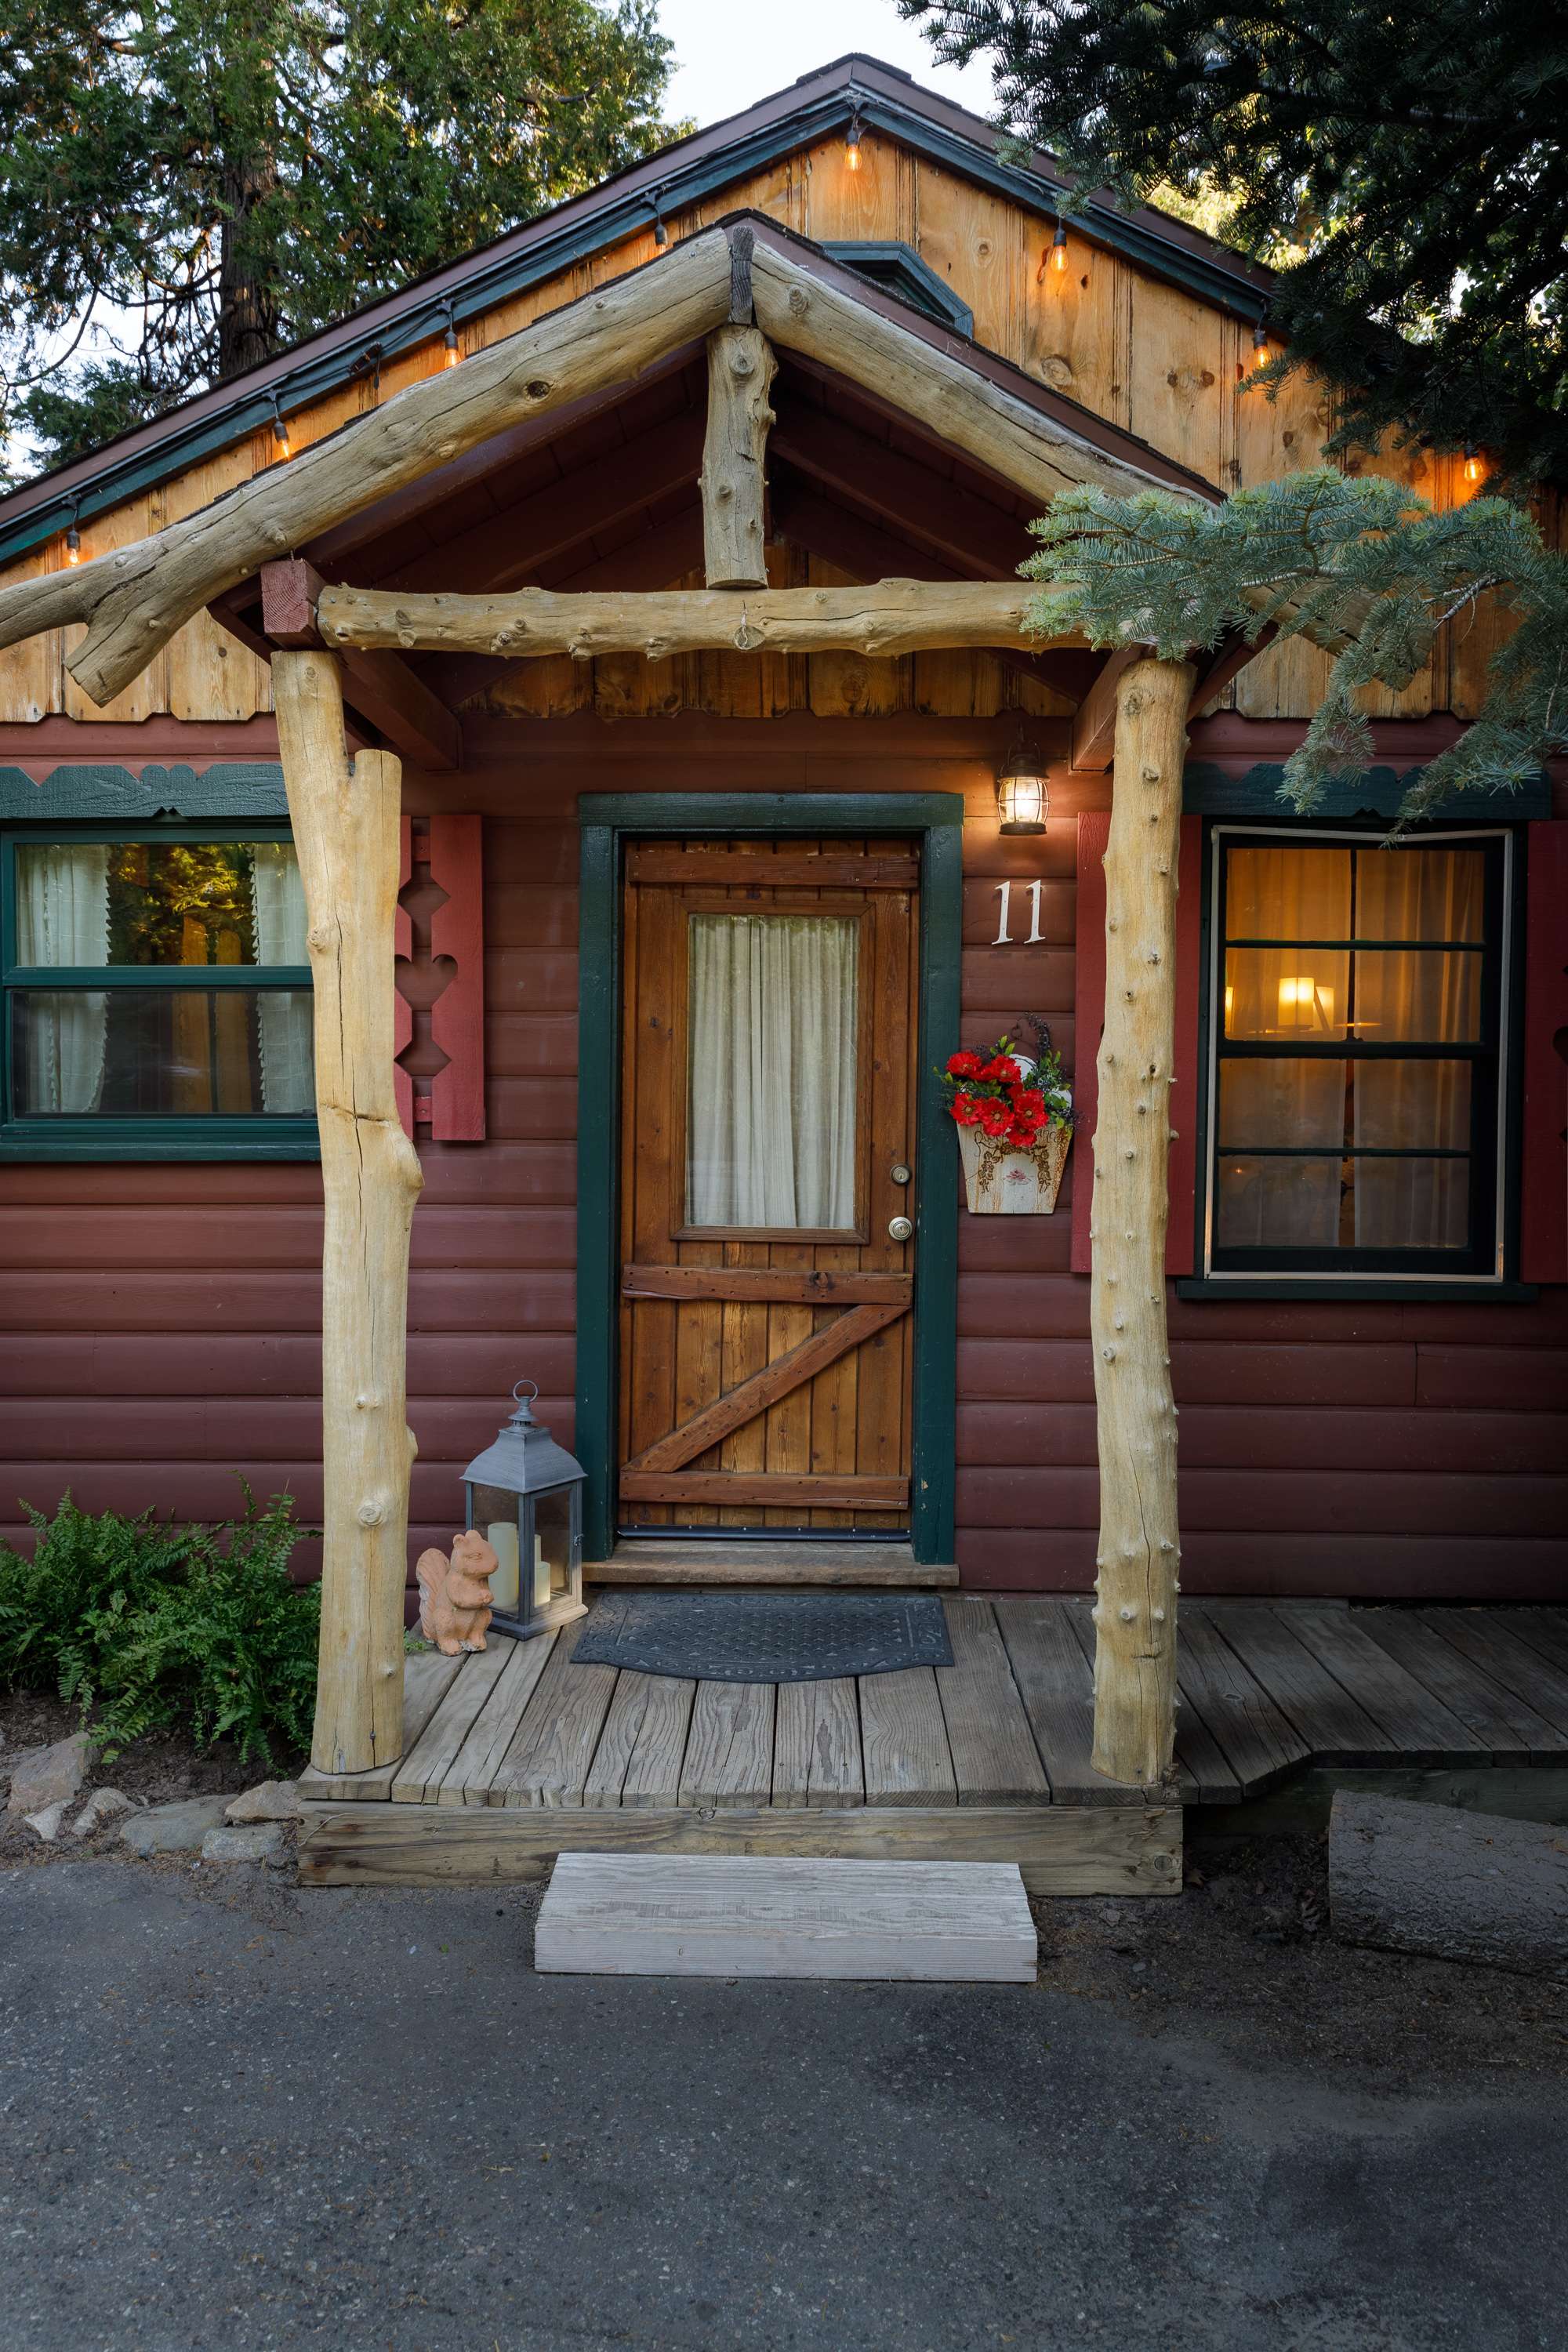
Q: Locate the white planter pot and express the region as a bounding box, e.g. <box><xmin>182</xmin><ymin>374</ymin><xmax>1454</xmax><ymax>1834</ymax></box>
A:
<box><xmin>956</xmin><ymin>1118</ymin><xmax>1071</xmax><ymax>1214</ymax></box>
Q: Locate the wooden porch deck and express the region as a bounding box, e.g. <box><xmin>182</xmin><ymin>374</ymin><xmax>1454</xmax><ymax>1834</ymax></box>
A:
<box><xmin>298</xmin><ymin>1596</ymin><xmax>1568</xmax><ymax>1893</ymax></box>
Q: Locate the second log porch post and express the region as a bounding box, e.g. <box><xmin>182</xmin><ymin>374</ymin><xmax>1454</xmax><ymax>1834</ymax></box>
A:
<box><xmin>1089</xmin><ymin>654</ymin><xmax>1196</xmax><ymax>1788</ymax></box>
<box><xmin>274</xmin><ymin>649</ymin><xmax>424</xmax><ymax>1779</ymax></box>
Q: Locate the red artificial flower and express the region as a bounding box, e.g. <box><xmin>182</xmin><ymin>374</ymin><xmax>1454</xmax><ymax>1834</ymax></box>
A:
<box><xmin>946</xmin><ymin>1050</ymin><xmax>985</xmax><ymax>1080</ymax></box>
<box><xmin>949</xmin><ymin>1092</ymin><xmax>982</xmax><ymax>1127</ymax></box>
<box><xmin>1007</xmin><ymin>1115</ymin><xmax>1040</xmax><ymax>1149</ymax></box>
<box><xmin>978</xmin><ymin>1100</ymin><xmax>1011</xmax><ymax>1138</ymax></box>
<box><xmin>982</xmin><ymin>1054</ymin><xmax>1022</xmax><ymax>1086</ymax></box>
<box><xmin>1013</xmin><ymin>1088</ymin><xmax>1046</xmax><ymax>1120</ymax></box>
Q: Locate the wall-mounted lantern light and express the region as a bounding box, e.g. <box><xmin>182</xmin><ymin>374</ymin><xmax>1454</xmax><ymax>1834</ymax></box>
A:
<box><xmin>996</xmin><ymin>729</ymin><xmax>1049</xmax><ymax>835</ymax></box>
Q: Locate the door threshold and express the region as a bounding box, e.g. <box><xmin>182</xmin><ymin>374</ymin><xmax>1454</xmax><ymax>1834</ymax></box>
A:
<box><xmin>585</xmin><ymin>1541</ymin><xmax>958</xmax><ymax>1588</ymax></box>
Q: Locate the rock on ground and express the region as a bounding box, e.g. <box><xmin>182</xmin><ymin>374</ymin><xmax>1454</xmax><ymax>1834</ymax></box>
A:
<box><xmin>120</xmin><ymin>1795</ymin><xmax>231</xmax><ymax>1857</ymax></box>
<box><xmin>6</xmin><ymin>1733</ymin><xmax>91</xmax><ymax>1816</ymax></box>
<box><xmin>72</xmin><ymin>1788</ymin><xmax>134</xmax><ymax>1838</ymax></box>
<box><xmin>201</xmin><ymin>1822</ymin><xmax>285</xmax><ymax>1865</ymax></box>
<box><xmin>224</xmin><ymin>1780</ymin><xmax>300</xmax><ymax>1823</ymax></box>
<box><xmin>1330</xmin><ymin>1788</ymin><xmax>1568</xmax><ymax>1981</ymax></box>
<box><xmin>23</xmin><ymin>1800</ymin><xmax>72</xmax><ymax>1843</ymax></box>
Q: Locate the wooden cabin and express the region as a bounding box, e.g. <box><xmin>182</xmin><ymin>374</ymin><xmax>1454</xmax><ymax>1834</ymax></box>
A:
<box><xmin>0</xmin><ymin>56</ymin><xmax>1563</xmax><ymax>1883</ymax></box>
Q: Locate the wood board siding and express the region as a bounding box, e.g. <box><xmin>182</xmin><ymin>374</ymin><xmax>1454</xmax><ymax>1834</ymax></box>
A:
<box><xmin>2</xmin><ymin>717</ymin><xmax>1565</xmax><ymax>1600</ymax></box>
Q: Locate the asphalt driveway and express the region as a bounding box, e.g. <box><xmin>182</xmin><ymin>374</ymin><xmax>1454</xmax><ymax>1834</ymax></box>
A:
<box><xmin>2</xmin><ymin>1846</ymin><xmax>1564</xmax><ymax>2352</ymax></box>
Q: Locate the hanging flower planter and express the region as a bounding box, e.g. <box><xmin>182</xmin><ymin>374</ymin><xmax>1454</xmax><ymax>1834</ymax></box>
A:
<box><xmin>938</xmin><ymin>1019</ymin><xmax>1074</xmax><ymax>1216</ymax></box>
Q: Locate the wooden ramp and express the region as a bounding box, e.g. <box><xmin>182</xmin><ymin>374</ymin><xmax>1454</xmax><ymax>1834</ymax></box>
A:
<box><xmin>534</xmin><ymin>1854</ymin><xmax>1038</xmax><ymax>1982</ymax></box>
<box><xmin>297</xmin><ymin>1597</ymin><xmax>1568</xmax><ymax>1893</ymax></box>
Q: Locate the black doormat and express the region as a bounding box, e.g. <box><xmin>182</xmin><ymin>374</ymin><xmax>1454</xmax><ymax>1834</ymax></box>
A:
<box><xmin>573</xmin><ymin>1589</ymin><xmax>953</xmax><ymax>1684</ymax></box>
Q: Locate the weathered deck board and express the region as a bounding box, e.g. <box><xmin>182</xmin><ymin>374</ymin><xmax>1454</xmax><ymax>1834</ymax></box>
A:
<box><xmin>1352</xmin><ymin>1609</ymin><xmax>1567</xmax><ymax>1765</ymax></box>
<box><xmin>937</xmin><ymin>1597</ymin><xmax>1051</xmax><ymax>1805</ymax></box>
<box><xmin>488</xmin><ymin>1617</ymin><xmax>619</xmax><ymax>1807</ymax></box>
<box><xmin>299</xmin><ymin>1650</ymin><xmax>464</xmax><ymax>1802</ymax></box>
<box><xmin>439</xmin><ymin>1635</ymin><xmax>558</xmax><ymax>1806</ymax></box>
<box><xmin>391</xmin><ymin>1642</ymin><xmax>513</xmax><ymax>1804</ymax></box>
<box><xmin>772</xmin><ymin>1678</ymin><xmax>864</xmax><ymax>1808</ymax></box>
<box><xmin>993</xmin><ymin>1597</ymin><xmax>1114</xmax><ymax>1805</ymax></box>
<box><xmin>1174</xmin><ymin>1607</ymin><xmax>1308</xmax><ymax>1795</ymax></box>
<box><xmin>1489</xmin><ymin>1610</ymin><xmax>1568</xmax><ymax>1691</ymax></box>
<box><xmin>1203</xmin><ymin>1602</ymin><xmax>1401</xmax><ymax>1767</ymax></box>
<box><xmin>1283</xmin><ymin>1602</ymin><xmax>1486</xmax><ymax>1768</ymax></box>
<box><xmin>584</xmin><ymin>1671</ymin><xmax>696</xmax><ymax>1809</ymax></box>
<box><xmin>1416</xmin><ymin>1610</ymin><xmax>1568</xmax><ymax>1741</ymax></box>
<box><xmin>679</xmin><ymin>1680</ymin><xmax>775</xmax><ymax>1808</ymax></box>
<box><xmin>859</xmin><ymin>1668</ymin><xmax>958</xmax><ymax>1806</ymax></box>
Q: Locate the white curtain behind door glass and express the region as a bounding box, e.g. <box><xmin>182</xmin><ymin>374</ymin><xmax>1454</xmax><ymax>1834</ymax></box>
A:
<box><xmin>15</xmin><ymin>844</ymin><xmax>110</xmax><ymax>1112</ymax></box>
<box><xmin>687</xmin><ymin>913</ymin><xmax>858</xmax><ymax>1229</ymax></box>
<box><xmin>249</xmin><ymin>843</ymin><xmax>314</xmax><ymax>1113</ymax></box>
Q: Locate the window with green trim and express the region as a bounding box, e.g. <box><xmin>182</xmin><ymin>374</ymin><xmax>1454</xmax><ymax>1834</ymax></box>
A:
<box><xmin>1</xmin><ymin>826</ymin><xmax>318</xmax><ymax>1160</ymax></box>
<box><xmin>1200</xmin><ymin>825</ymin><xmax>1519</xmax><ymax>1280</ymax></box>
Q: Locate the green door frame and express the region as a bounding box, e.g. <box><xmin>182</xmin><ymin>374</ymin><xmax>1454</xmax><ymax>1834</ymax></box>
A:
<box><xmin>576</xmin><ymin>791</ymin><xmax>963</xmax><ymax>1564</ymax></box>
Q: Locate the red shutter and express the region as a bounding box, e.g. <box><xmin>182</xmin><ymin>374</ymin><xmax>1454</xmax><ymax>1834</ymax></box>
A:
<box><xmin>1072</xmin><ymin>810</ymin><xmax>1202</xmax><ymax>1278</ymax></box>
<box><xmin>428</xmin><ymin>813</ymin><xmax>487</xmax><ymax>1142</ymax></box>
<box><xmin>1521</xmin><ymin>819</ymin><xmax>1568</xmax><ymax>1283</ymax></box>
<box><xmin>394</xmin><ymin>815</ymin><xmax>415</xmax><ymax>1140</ymax></box>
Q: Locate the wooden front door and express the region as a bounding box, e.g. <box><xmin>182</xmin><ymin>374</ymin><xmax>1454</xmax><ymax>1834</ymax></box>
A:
<box><xmin>617</xmin><ymin>837</ymin><xmax>920</xmax><ymax>1535</ymax></box>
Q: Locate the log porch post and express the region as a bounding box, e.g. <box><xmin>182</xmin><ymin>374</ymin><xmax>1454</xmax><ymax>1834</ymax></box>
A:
<box><xmin>1089</xmin><ymin>655</ymin><xmax>1196</xmax><ymax>1788</ymax></box>
<box><xmin>274</xmin><ymin>650</ymin><xmax>424</xmax><ymax>1778</ymax></box>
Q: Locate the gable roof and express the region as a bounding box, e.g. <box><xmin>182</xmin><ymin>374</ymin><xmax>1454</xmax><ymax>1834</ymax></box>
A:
<box><xmin>0</xmin><ymin>52</ymin><xmax>1268</xmax><ymax>569</ymax></box>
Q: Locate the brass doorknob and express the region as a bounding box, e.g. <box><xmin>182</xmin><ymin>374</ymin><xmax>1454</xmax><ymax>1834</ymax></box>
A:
<box><xmin>887</xmin><ymin>1214</ymin><xmax>914</xmax><ymax>1242</ymax></box>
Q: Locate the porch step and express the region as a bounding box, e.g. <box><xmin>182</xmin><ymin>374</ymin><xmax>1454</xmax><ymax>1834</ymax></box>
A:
<box><xmin>533</xmin><ymin>1853</ymin><xmax>1038</xmax><ymax>1982</ymax></box>
<box><xmin>586</xmin><ymin>1540</ymin><xmax>959</xmax><ymax>1588</ymax></box>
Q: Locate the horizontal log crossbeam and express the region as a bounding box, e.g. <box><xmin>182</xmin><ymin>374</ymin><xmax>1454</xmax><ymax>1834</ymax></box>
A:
<box><xmin>314</xmin><ymin>578</ymin><xmax>1078</xmax><ymax>661</ymax></box>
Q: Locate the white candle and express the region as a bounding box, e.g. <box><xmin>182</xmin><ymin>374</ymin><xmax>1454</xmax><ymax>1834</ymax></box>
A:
<box><xmin>532</xmin><ymin>1534</ymin><xmax>552</xmax><ymax>1610</ymax></box>
<box><xmin>486</xmin><ymin>1522</ymin><xmax>520</xmax><ymax>1613</ymax></box>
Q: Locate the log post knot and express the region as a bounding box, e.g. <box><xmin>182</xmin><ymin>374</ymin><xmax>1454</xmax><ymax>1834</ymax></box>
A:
<box><xmin>727</xmin><ymin>223</ymin><xmax>755</xmax><ymax>324</ymax></box>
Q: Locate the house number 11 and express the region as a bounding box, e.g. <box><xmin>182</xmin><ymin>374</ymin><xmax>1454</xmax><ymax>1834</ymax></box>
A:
<box><xmin>993</xmin><ymin>880</ymin><xmax>1046</xmax><ymax>946</ymax></box>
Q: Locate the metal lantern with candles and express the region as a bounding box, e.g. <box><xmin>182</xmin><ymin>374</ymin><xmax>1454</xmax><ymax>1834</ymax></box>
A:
<box><xmin>460</xmin><ymin>1382</ymin><xmax>588</xmax><ymax>1641</ymax></box>
<box><xmin>995</xmin><ymin>728</ymin><xmax>1048</xmax><ymax>835</ymax></box>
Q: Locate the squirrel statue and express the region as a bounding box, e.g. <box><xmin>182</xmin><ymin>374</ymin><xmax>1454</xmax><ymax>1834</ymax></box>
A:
<box><xmin>415</xmin><ymin>1530</ymin><xmax>499</xmax><ymax>1655</ymax></box>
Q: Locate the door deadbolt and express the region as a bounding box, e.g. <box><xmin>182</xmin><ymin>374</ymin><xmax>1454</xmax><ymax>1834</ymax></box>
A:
<box><xmin>887</xmin><ymin>1214</ymin><xmax>914</xmax><ymax>1242</ymax></box>
<box><xmin>890</xmin><ymin>1163</ymin><xmax>912</xmax><ymax>1186</ymax></box>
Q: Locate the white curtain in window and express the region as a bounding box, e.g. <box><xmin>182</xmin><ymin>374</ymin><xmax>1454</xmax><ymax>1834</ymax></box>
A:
<box><xmin>687</xmin><ymin>913</ymin><xmax>858</xmax><ymax>1230</ymax></box>
<box><xmin>16</xmin><ymin>844</ymin><xmax>110</xmax><ymax>1113</ymax></box>
<box><xmin>249</xmin><ymin>844</ymin><xmax>314</xmax><ymax>1114</ymax></box>
<box><xmin>1352</xmin><ymin>846</ymin><xmax>1479</xmax><ymax>1248</ymax></box>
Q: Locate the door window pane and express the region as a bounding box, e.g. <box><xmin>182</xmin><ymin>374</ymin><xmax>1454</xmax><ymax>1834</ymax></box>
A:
<box><xmin>16</xmin><ymin>840</ymin><xmax>307</xmax><ymax>967</ymax></box>
<box><xmin>11</xmin><ymin>989</ymin><xmax>313</xmax><ymax>1116</ymax></box>
<box><xmin>686</xmin><ymin>913</ymin><xmax>859</xmax><ymax>1230</ymax></box>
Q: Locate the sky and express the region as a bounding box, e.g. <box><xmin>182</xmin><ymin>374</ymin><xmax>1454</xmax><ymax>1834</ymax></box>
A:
<box><xmin>655</xmin><ymin>1</ymin><xmax>997</xmax><ymax>129</ymax></box>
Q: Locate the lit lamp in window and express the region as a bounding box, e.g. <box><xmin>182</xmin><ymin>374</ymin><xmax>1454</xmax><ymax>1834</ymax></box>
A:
<box><xmin>1278</xmin><ymin>974</ymin><xmax>1335</xmax><ymax>1031</ymax></box>
<box><xmin>460</xmin><ymin>1382</ymin><xmax>588</xmax><ymax>1642</ymax></box>
<box><xmin>995</xmin><ymin>731</ymin><xmax>1048</xmax><ymax>835</ymax></box>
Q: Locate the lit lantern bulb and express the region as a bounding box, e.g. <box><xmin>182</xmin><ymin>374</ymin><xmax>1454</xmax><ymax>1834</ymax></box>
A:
<box><xmin>270</xmin><ymin>399</ymin><xmax>291</xmax><ymax>459</ymax></box>
<box><xmin>1463</xmin><ymin>444</ymin><xmax>1483</xmax><ymax>485</ymax></box>
<box><xmin>1251</xmin><ymin>321</ymin><xmax>1270</xmax><ymax>371</ymax></box>
<box><xmin>845</xmin><ymin>111</ymin><xmax>863</xmax><ymax>172</ymax></box>
<box><xmin>443</xmin><ymin>321</ymin><xmax>460</xmax><ymax>370</ymax></box>
<box><xmin>1050</xmin><ymin>222</ymin><xmax>1068</xmax><ymax>273</ymax></box>
<box><xmin>64</xmin><ymin>516</ymin><xmax>81</xmax><ymax>566</ymax></box>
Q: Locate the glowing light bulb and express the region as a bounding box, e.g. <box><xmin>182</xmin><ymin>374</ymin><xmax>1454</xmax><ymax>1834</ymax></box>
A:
<box><xmin>1251</xmin><ymin>321</ymin><xmax>1270</xmax><ymax>371</ymax></box>
<box><xmin>443</xmin><ymin>322</ymin><xmax>460</xmax><ymax>369</ymax></box>
<box><xmin>271</xmin><ymin>399</ymin><xmax>291</xmax><ymax>459</ymax></box>
<box><xmin>1463</xmin><ymin>444</ymin><xmax>1483</xmax><ymax>485</ymax></box>
<box><xmin>845</xmin><ymin>111</ymin><xmax>863</xmax><ymax>172</ymax></box>
<box><xmin>64</xmin><ymin>515</ymin><xmax>81</xmax><ymax>566</ymax></box>
<box><xmin>1050</xmin><ymin>222</ymin><xmax>1068</xmax><ymax>273</ymax></box>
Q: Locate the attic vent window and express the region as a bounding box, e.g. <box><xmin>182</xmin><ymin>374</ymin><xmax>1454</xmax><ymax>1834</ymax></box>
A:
<box><xmin>819</xmin><ymin>242</ymin><xmax>974</xmax><ymax>340</ymax></box>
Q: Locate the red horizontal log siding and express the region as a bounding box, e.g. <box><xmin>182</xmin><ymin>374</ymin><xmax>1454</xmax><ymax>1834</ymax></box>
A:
<box><xmin>2</xmin><ymin>717</ymin><xmax>1565</xmax><ymax>1602</ymax></box>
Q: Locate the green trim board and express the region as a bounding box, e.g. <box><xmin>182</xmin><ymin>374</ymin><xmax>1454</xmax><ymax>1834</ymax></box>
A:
<box><xmin>0</xmin><ymin>763</ymin><xmax>288</xmax><ymax>822</ymax></box>
<box><xmin>0</xmin><ymin>816</ymin><xmax>319</xmax><ymax>1162</ymax></box>
<box><xmin>575</xmin><ymin>791</ymin><xmax>963</xmax><ymax>1566</ymax></box>
<box><xmin>1183</xmin><ymin>761</ymin><xmax>1551</xmax><ymax>821</ymax></box>
<box><xmin>0</xmin><ymin>74</ymin><xmax>1269</xmax><ymax>569</ymax></box>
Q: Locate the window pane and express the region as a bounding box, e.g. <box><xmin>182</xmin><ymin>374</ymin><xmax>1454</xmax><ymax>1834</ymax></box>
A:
<box><xmin>1224</xmin><ymin>947</ymin><xmax>1349</xmax><ymax>1040</ymax></box>
<box><xmin>1219</xmin><ymin>1058</ymin><xmax>1345</xmax><ymax>1149</ymax></box>
<box><xmin>1353</xmin><ymin>1158</ymin><xmax>1470</xmax><ymax>1250</ymax></box>
<box><xmin>686</xmin><ymin>913</ymin><xmax>859</xmax><ymax>1230</ymax></box>
<box><xmin>1352</xmin><ymin>948</ymin><xmax>1480</xmax><ymax>1041</ymax></box>
<box><xmin>16</xmin><ymin>840</ymin><xmax>306</xmax><ymax>967</ymax></box>
<box><xmin>1216</xmin><ymin>1155</ymin><xmax>1341</xmax><ymax>1247</ymax></box>
<box><xmin>1355</xmin><ymin>845</ymin><xmax>1485</xmax><ymax>942</ymax></box>
<box><xmin>1353</xmin><ymin>1062</ymin><xmax>1472</xmax><ymax>1152</ymax></box>
<box><xmin>1225</xmin><ymin>845</ymin><xmax>1350</xmax><ymax>939</ymax></box>
<box><xmin>11</xmin><ymin>989</ymin><xmax>313</xmax><ymax>1116</ymax></box>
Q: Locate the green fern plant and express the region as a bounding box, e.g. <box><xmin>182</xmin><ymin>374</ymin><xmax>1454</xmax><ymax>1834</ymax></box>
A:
<box><xmin>0</xmin><ymin>1483</ymin><xmax>320</xmax><ymax>1766</ymax></box>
